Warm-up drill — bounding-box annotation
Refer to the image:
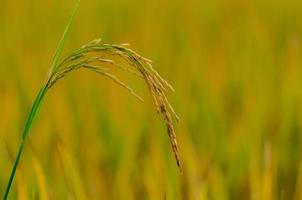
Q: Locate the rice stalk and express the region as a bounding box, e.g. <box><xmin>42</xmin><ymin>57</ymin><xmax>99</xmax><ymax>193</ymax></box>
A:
<box><xmin>2</xmin><ymin>0</ymin><xmax>80</xmax><ymax>198</ymax></box>
<box><xmin>3</xmin><ymin>0</ymin><xmax>181</xmax><ymax>199</ymax></box>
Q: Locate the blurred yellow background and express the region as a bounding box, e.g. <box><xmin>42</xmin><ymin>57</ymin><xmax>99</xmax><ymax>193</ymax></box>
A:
<box><xmin>1</xmin><ymin>0</ymin><xmax>302</xmax><ymax>199</ymax></box>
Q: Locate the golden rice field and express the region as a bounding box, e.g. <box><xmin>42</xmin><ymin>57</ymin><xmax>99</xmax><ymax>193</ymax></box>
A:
<box><xmin>1</xmin><ymin>0</ymin><xmax>302</xmax><ymax>199</ymax></box>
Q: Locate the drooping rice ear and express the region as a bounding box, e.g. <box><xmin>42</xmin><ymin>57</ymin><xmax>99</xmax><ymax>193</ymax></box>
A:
<box><xmin>47</xmin><ymin>41</ymin><xmax>182</xmax><ymax>172</ymax></box>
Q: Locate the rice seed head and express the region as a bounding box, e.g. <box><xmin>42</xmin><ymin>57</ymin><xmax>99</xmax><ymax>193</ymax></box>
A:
<box><xmin>46</xmin><ymin>40</ymin><xmax>182</xmax><ymax>172</ymax></box>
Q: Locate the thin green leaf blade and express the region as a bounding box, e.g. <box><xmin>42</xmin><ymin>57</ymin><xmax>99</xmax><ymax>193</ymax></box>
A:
<box><xmin>3</xmin><ymin>0</ymin><xmax>81</xmax><ymax>198</ymax></box>
<box><xmin>22</xmin><ymin>85</ymin><xmax>48</xmax><ymax>139</ymax></box>
<box><xmin>2</xmin><ymin>140</ymin><xmax>25</xmax><ymax>200</ymax></box>
<box><xmin>2</xmin><ymin>85</ymin><xmax>47</xmax><ymax>200</ymax></box>
<box><xmin>49</xmin><ymin>0</ymin><xmax>81</xmax><ymax>77</ymax></box>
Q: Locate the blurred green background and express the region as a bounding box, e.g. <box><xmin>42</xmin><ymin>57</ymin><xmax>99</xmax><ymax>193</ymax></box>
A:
<box><xmin>1</xmin><ymin>0</ymin><xmax>302</xmax><ymax>199</ymax></box>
